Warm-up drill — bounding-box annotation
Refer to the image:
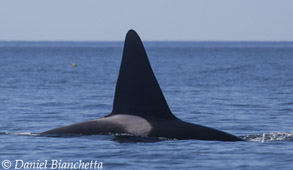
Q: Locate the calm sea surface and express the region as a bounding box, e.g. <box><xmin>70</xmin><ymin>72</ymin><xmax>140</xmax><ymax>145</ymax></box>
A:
<box><xmin>0</xmin><ymin>41</ymin><xmax>293</xmax><ymax>170</ymax></box>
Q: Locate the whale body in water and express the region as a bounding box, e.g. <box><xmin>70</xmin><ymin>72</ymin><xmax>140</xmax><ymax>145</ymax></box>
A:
<box><xmin>42</xmin><ymin>30</ymin><xmax>243</xmax><ymax>141</ymax></box>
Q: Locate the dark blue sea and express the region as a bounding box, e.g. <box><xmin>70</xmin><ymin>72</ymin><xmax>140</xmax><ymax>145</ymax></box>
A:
<box><xmin>1</xmin><ymin>41</ymin><xmax>293</xmax><ymax>170</ymax></box>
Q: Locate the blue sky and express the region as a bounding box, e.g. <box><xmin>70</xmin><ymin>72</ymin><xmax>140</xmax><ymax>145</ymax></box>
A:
<box><xmin>0</xmin><ymin>0</ymin><xmax>292</xmax><ymax>41</ymax></box>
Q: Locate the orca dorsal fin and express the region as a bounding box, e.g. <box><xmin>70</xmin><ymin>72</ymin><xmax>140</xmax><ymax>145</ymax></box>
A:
<box><xmin>110</xmin><ymin>30</ymin><xmax>176</xmax><ymax>119</ymax></box>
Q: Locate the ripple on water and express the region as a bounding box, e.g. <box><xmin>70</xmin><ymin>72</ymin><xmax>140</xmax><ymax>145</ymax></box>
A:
<box><xmin>243</xmin><ymin>132</ymin><xmax>293</xmax><ymax>142</ymax></box>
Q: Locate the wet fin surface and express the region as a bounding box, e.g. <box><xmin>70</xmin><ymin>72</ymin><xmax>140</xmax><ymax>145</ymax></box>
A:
<box><xmin>110</xmin><ymin>30</ymin><xmax>175</xmax><ymax>119</ymax></box>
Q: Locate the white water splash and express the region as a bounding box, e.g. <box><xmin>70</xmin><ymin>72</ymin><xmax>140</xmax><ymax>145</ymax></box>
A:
<box><xmin>0</xmin><ymin>132</ymin><xmax>39</xmax><ymax>136</ymax></box>
<box><xmin>243</xmin><ymin>132</ymin><xmax>293</xmax><ymax>142</ymax></box>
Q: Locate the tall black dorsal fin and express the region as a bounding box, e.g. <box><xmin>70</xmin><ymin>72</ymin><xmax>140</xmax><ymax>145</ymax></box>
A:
<box><xmin>110</xmin><ymin>30</ymin><xmax>176</xmax><ymax>119</ymax></box>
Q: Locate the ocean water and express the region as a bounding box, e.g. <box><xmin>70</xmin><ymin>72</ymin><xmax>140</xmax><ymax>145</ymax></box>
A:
<box><xmin>0</xmin><ymin>41</ymin><xmax>293</xmax><ymax>170</ymax></box>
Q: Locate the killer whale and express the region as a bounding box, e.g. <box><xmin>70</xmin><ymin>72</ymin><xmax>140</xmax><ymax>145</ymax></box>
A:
<box><xmin>42</xmin><ymin>30</ymin><xmax>243</xmax><ymax>141</ymax></box>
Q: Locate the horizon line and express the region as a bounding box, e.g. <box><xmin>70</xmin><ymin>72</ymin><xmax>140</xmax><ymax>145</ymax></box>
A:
<box><xmin>1</xmin><ymin>40</ymin><xmax>293</xmax><ymax>43</ymax></box>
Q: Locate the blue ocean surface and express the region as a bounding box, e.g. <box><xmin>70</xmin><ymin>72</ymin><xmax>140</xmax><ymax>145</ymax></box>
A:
<box><xmin>0</xmin><ymin>41</ymin><xmax>293</xmax><ymax>170</ymax></box>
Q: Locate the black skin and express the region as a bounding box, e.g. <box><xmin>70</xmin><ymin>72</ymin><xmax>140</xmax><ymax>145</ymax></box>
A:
<box><xmin>42</xmin><ymin>115</ymin><xmax>243</xmax><ymax>141</ymax></box>
<box><xmin>147</xmin><ymin>117</ymin><xmax>243</xmax><ymax>141</ymax></box>
<box><xmin>41</xmin><ymin>30</ymin><xmax>244</xmax><ymax>142</ymax></box>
